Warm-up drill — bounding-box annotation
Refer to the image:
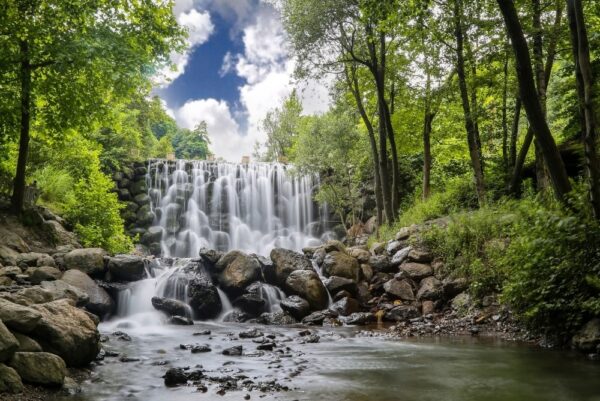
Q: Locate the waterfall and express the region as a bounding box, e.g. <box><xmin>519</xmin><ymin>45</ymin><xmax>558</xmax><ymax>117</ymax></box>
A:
<box><xmin>146</xmin><ymin>160</ymin><xmax>331</xmax><ymax>257</ymax></box>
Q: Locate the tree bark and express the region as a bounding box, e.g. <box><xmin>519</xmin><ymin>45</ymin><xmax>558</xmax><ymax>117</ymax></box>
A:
<box><xmin>498</xmin><ymin>0</ymin><xmax>572</xmax><ymax>201</ymax></box>
<box><xmin>502</xmin><ymin>38</ymin><xmax>510</xmax><ymax>172</ymax></box>
<box><xmin>453</xmin><ymin>0</ymin><xmax>486</xmax><ymax>205</ymax></box>
<box><xmin>509</xmin><ymin>97</ymin><xmax>521</xmax><ymax>169</ymax></box>
<box><xmin>11</xmin><ymin>40</ymin><xmax>31</xmax><ymax>214</ymax></box>
<box><xmin>422</xmin><ymin>69</ymin><xmax>435</xmax><ymax>200</ymax></box>
<box><xmin>567</xmin><ymin>0</ymin><xmax>600</xmax><ymax>218</ymax></box>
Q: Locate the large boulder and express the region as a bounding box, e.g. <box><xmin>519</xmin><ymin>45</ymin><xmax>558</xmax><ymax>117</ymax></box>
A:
<box><xmin>28</xmin><ymin>266</ymin><xmax>62</xmax><ymax>284</ymax></box>
<box><xmin>347</xmin><ymin>247</ymin><xmax>371</xmax><ymax>263</ymax></box>
<box><xmin>322</xmin><ymin>252</ymin><xmax>360</xmax><ymax>282</ymax></box>
<box><xmin>416</xmin><ymin>276</ymin><xmax>443</xmax><ymax>300</ymax></box>
<box><xmin>368</xmin><ymin>255</ymin><xmax>392</xmax><ymax>272</ymax></box>
<box><xmin>217</xmin><ymin>251</ymin><xmax>261</xmax><ymax>295</ymax></box>
<box><xmin>390</xmin><ymin>246</ymin><xmax>411</xmax><ymax>266</ymax></box>
<box><xmin>63</xmin><ymin>248</ymin><xmax>106</xmax><ymax>278</ymax></box>
<box><xmin>325</xmin><ymin>276</ymin><xmax>358</xmax><ymax>296</ymax></box>
<box><xmin>0</xmin><ymin>363</ymin><xmax>23</xmax><ymax>393</ymax></box>
<box><xmin>30</xmin><ymin>299</ymin><xmax>100</xmax><ymax>367</ymax></box>
<box><xmin>280</xmin><ymin>295</ymin><xmax>310</xmax><ymax>320</ymax></box>
<box><xmin>572</xmin><ymin>319</ymin><xmax>600</xmax><ymax>352</ymax></box>
<box><xmin>232</xmin><ymin>293</ymin><xmax>265</xmax><ymax>316</ymax></box>
<box><xmin>270</xmin><ymin>248</ymin><xmax>313</xmax><ymax>285</ymax></box>
<box><xmin>400</xmin><ymin>262</ymin><xmax>433</xmax><ymax>280</ymax></box>
<box><xmin>384</xmin><ymin>305</ymin><xmax>420</xmax><ymax>322</ymax></box>
<box><xmin>13</xmin><ymin>333</ymin><xmax>42</xmax><ymax>352</ymax></box>
<box><xmin>0</xmin><ymin>320</ymin><xmax>19</xmax><ymax>362</ymax></box>
<box><xmin>0</xmin><ymin>298</ymin><xmax>42</xmax><ymax>333</ymax></box>
<box><xmin>285</xmin><ymin>270</ymin><xmax>328</xmax><ymax>311</ymax></box>
<box><xmin>9</xmin><ymin>352</ymin><xmax>66</xmax><ymax>386</ymax></box>
<box><xmin>107</xmin><ymin>255</ymin><xmax>146</xmax><ymax>282</ymax></box>
<box><xmin>187</xmin><ymin>276</ymin><xmax>222</xmax><ymax>319</ymax></box>
<box><xmin>329</xmin><ymin>297</ymin><xmax>360</xmax><ymax>317</ymax></box>
<box><xmin>383</xmin><ymin>279</ymin><xmax>415</xmax><ymax>301</ymax></box>
<box><xmin>61</xmin><ymin>269</ymin><xmax>114</xmax><ymax>317</ymax></box>
<box><xmin>151</xmin><ymin>296</ymin><xmax>190</xmax><ymax>317</ymax></box>
<box><xmin>41</xmin><ymin>280</ymin><xmax>89</xmax><ymax>306</ymax></box>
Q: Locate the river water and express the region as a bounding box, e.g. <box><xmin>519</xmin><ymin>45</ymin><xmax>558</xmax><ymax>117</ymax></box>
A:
<box><xmin>52</xmin><ymin>317</ymin><xmax>600</xmax><ymax>401</ymax></box>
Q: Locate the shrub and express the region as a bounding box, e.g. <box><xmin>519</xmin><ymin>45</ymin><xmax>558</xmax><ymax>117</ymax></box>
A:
<box><xmin>30</xmin><ymin>166</ymin><xmax>75</xmax><ymax>211</ymax></box>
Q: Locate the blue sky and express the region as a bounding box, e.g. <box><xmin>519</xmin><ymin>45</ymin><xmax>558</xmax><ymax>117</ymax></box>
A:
<box><xmin>154</xmin><ymin>0</ymin><xmax>330</xmax><ymax>161</ymax></box>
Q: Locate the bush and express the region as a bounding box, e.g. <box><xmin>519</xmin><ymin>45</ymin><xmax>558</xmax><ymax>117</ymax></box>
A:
<box><xmin>31</xmin><ymin>166</ymin><xmax>75</xmax><ymax>211</ymax></box>
<box><xmin>64</xmin><ymin>168</ymin><xmax>133</xmax><ymax>254</ymax></box>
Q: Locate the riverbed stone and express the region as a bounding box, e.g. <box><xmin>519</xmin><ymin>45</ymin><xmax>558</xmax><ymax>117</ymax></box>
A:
<box><xmin>0</xmin><ymin>320</ymin><xmax>19</xmax><ymax>362</ymax></box>
<box><xmin>107</xmin><ymin>254</ymin><xmax>146</xmax><ymax>281</ymax></box>
<box><xmin>9</xmin><ymin>352</ymin><xmax>66</xmax><ymax>386</ymax></box>
<box><xmin>233</xmin><ymin>293</ymin><xmax>265</xmax><ymax>316</ymax></box>
<box><xmin>142</xmin><ymin>226</ymin><xmax>163</xmax><ymax>245</ymax></box>
<box><xmin>61</xmin><ymin>269</ymin><xmax>114</xmax><ymax>317</ymax></box>
<box><xmin>63</xmin><ymin>248</ymin><xmax>107</xmax><ymax>278</ymax></box>
<box><xmin>151</xmin><ymin>296</ymin><xmax>189</xmax><ymax>317</ymax></box>
<box><xmin>285</xmin><ymin>270</ymin><xmax>328</xmax><ymax>311</ymax></box>
<box><xmin>342</xmin><ymin>312</ymin><xmax>376</xmax><ymax>325</ymax></box>
<box><xmin>30</xmin><ymin>299</ymin><xmax>100</xmax><ymax>367</ymax></box>
<box><xmin>384</xmin><ymin>305</ymin><xmax>420</xmax><ymax>322</ymax></box>
<box><xmin>325</xmin><ymin>276</ymin><xmax>358</xmax><ymax>296</ymax></box>
<box><xmin>329</xmin><ymin>297</ymin><xmax>360</xmax><ymax>317</ymax></box>
<box><xmin>400</xmin><ymin>262</ymin><xmax>433</xmax><ymax>280</ymax></box>
<box><xmin>258</xmin><ymin>311</ymin><xmax>296</xmax><ymax>325</ymax></box>
<box><xmin>187</xmin><ymin>276</ymin><xmax>222</xmax><ymax>319</ymax></box>
<box><xmin>572</xmin><ymin>319</ymin><xmax>600</xmax><ymax>352</ymax></box>
<box><xmin>322</xmin><ymin>251</ymin><xmax>360</xmax><ymax>282</ymax></box>
<box><xmin>270</xmin><ymin>248</ymin><xmax>313</xmax><ymax>285</ymax></box>
<box><xmin>417</xmin><ymin>277</ymin><xmax>443</xmax><ymax>301</ymax></box>
<box><xmin>0</xmin><ymin>298</ymin><xmax>42</xmax><ymax>333</ymax></box>
<box><xmin>280</xmin><ymin>295</ymin><xmax>310</xmax><ymax>320</ymax></box>
<box><xmin>383</xmin><ymin>279</ymin><xmax>415</xmax><ymax>301</ymax></box>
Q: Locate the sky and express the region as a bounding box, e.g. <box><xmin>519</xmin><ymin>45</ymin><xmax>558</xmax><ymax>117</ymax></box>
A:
<box><xmin>154</xmin><ymin>0</ymin><xmax>331</xmax><ymax>162</ymax></box>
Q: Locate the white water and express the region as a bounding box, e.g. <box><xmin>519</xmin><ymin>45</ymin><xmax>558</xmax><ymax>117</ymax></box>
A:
<box><xmin>146</xmin><ymin>160</ymin><xmax>332</xmax><ymax>257</ymax></box>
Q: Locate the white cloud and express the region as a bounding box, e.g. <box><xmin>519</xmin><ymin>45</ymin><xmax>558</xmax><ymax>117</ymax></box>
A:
<box><xmin>219</xmin><ymin>51</ymin><xmax>235</xmax><ymax>77</ymax></box>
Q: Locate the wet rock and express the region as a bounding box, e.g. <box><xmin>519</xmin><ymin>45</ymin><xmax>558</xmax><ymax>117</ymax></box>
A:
<box><xmin>329</xmin><ymin>297</ymin><xmax>360</xmax><ymax>317</ymax></box>
<box><xmin>333</xmin><ymin>290</ymin><xmax>353</xmax><ymax>302</ymax></box>
<box><xmin>41</xmin><ymin>280</ymin><xmax>89</xmax><ymax>306</ymax></box>
<box><xmin>0</xmin><ymin>298</ymin><xmax>42</xmax><ymax>333</ymax></box>
<box><xmin>142</xmin><ymin>226</ymin><xmax>163</xmax><ymax>245</ymax></box>
<box><xmin>300</xmin><ymin>334</ymin><xmax>320</xmax><ymax>344</ymax></box>
<box><xmin>384</xmin><ymin>305</ymin><xmax>420</xmax><ymax>322</ymax></box>
<box><xmin>325</xmin><ymin>275</ymin><xmax>358</xmax><ymax>296</ymax></box>
<box><xmin>30</xmin><ymin>299</ymin><xmax>100</xmax><ymax>367</ymax></box>
<box><xmin>9</xmin><ymin>352</ymin><xmax>66</xmax><ymax>386</ymax></box>
<box><xmin>29</xmin><ymin>266</ymin><xmax>62</xmax><ymax>284</ymax></box>
<box><xmin>223</xmin><ymin>310</ymin><xmax>251</xmax><ymax>323</ymax></box>
<box><xmin>107</xmin><ymin>255</ymin><xmax>146</xmax><ymax>282</ymax></box>
<box><xmin>390</xmin><ymin>246</ymin><xmax>412</xmax><ymax>266</ymax></box>
<box><xmin>0</xmin><ymin>363</ymin><xmax>23</xmax><ymax>394</ymax></box>
<box><xmin>63</xmin><ymin>248</ymin><xmax>106</xmax><ymax>278</ymax></box>
<box><xmin>386</xmin><ymin>240</ymin><xmax>404</xmax><ymax>255</ymax></box>
<box><xmin>417</xmin><ymin>277</ymin><xmax>443</xmax><ymax>300</ymax></box>
<box><xmin>0</xmin><ymin>320</ymin><xmax>19</xmax><ymax>362</ymax></box>
<box><xmin>368</xmin><ymin>255</ymin><xmax>392</xmax><ymax>272</ymax></box>
<box><xmin>270</xmin><ymin>248</ymin><xmax>313</xmax><ymax>285</ymax></box>
<box><xmin>257</xmin><ymin>311</ymin><xmax>296</xmax><ymax>325</ymax></box>
<box><xmin>13</xmin><ymin>333</ymin><xmax>42</xmax><ymax>352</ymax></box>
<box><xmin>193</xmin><ymin>330</ymin><xmax>211</xmax><ymax>336</ymax></box>
<box><xmin>256</xmin><ymin>342</ymin><xmax>275</xmax><ymax>351</ymax></box>
<box><xmin>164</xmin><ymin>367</ymin><xmax>189</xmax><ymax>387</ymax></box>
<box><xmin>408</xmin><ymin>248</ymin><xmax>433</xmax><ymax>263</ymax></box>
<box><xmin>239</xmin><ymin>328</ymin><xmax>264</xmax><ymax>339</ymax></box>
<box><xmin>572</xmin><ymin>319</ymin><xmax>600</xmax><ymax>352</ymax></box>
<box><xmin>112</xmin><ymin>331</ymin><xmax>131</xmax><ymax>341</ymax></box>
<box><xmin>342</xmin><ymin>312</ymin><xmax>375</xmax><ymax>325</ymax></box>
<box><xmin>233</xmin><ymin>293</ymin><xmax>265</xmax><ymax>316</ymax></box>
<box><xmin>280</xmin><ymin>296</ymin><xmax>310</xmax><ymax>320</ymax></box>
<box><xmin>400</xmin><ymin>262</ymin><xmax>433</xmax><ymax>280</ymax></box>
<box><xmin>383</xmin><ymin>279</ymin><xmax>415</xmax><ymax>301</ymax></box>
<box><xmin>61</xmin><ymin>269</ymin><xmax>114</xmax><ymax>317</ymax></box>
<box><xmin>222</xmin><ymin>345</ymin><xmax>243</xmax><ymax>356</ymax></box>
<box><xmin>190</xmin><ymin>345</ymin><xmax>211</xmax><ymax>353</ymax></box>
<box><xmin>187</xmin><ymin>276</ymin><xmax>222</xmax><ymax>319</ymax></box>
<box><xmin>322</xmin><ymin>252</ymin><xmax>360</xmax><ymax>282</ymax></box>
<box><xmin>151</xmin><ymin>296</ymin><xmax>189</xmax><ymax>317</ymax></box>
<box><xmin>218</xmin><ymin>251</ymin><xmax>261</xmax><ymax>295</ymax></box>
<box><xmin>169</xmin><ymin>316</ymin><xmax>194</xmax><ymax>325</ymax></box>
<box><xmin>356</xmin><ymin>282</ymin><xmax>372</xmax><ymax>304</ymax></box>
<box><xmin>301</xmin><ymin>310</ymin><xmax>332</xmax><ymax>326</ymax></box>
<box><xmin>285</xmin><ymin>270</ymin><xmax>328</xmax><ymax>310</ymax></box>
<box><xmin>199</xmin><ymin>247</ymin><xmax>223</xmax><ymax>266</ymax></box>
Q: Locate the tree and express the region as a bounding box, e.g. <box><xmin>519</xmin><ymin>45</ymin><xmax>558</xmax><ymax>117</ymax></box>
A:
<box><xmin>258</xmin><ymin>91</ymin><xmax>302</xmax><ymax>162</ymax></box>
<box><xmin>0</xmin><ymin>0</ymin><xmax>184</xmax><ymax>212</ymax></box>
<box><xmin>497</xmin><ymin>0</ymin><xmax>572</xmax><ymax>201</ymax></box>
<box><xmin>172</xmin><ymin>122</ymin><xmax>211</xmax><ymax>160</ymax></box>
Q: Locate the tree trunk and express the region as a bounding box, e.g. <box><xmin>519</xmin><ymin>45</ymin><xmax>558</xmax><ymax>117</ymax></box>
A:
<box><xmin>509</xmin><ymin>97</ymin><xmax>521</xmax><ymax>169</ymax></box>
<box><xmin>502</xmin><ymin>38</ymin><xmax>510</xmax><ymax>171</ymax></box>
<box><xmin>498</xmin><ymin>0</ymin><xmax>572</xmax><ymax>201</ymax></box>
<box><xmin>11</xmin><ymin>40</ymin><xmax>31</xmax><ymax>214</ymax></box>
<box><xmin>567</xmin><ymin>0</ymin><xmax>600</xmax><ymax>218</ymax></box>
<box><xmin>453</xmin><ymin>0</ymin><xmax>486</xmax><ymax>205</ymax></box>
<box><xmin>423</xmin><ymin>112</ymin><xmax>435</xmax><ymax>200</ymax></box>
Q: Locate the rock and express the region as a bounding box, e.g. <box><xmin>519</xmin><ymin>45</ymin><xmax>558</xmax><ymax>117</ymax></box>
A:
<box><xmin>17</xmin><ymin>252</ymin><xmax>50</xmax><ymax>268</ymax></box>
<box><xmin>164</xmin><ymin>367</ymin><xmax>189</xmax><ymax>387</ymax></box>
<box><xmin>0</xmin><ymin>276</ymin><xmax>14</xmax><ymax>286</ymax></box>
<box><xmin>383</xmin><ymin>279</ymin><xmax>415</xmax><ymax>301</ymax></box>
<box><xmin>142</xmin><ymin>226</ymin><xmax>163</xmax><ymax>245</ymax></box>
<box><xmin>395</xmin><ymin>226</ymin><xmax>414</xmax><ymax>241</ymax></box>
<box><xmin>422</xmin><ymin>300</ymin><xmax>436</xmax><ymax>315</ymax></box>
<box><xmin>190</xmin><ymin>344</ymin><xmax>211</xmax><ymax>353</ymax></box>
<box><xmin>356</xmin><ymin>282</ymin><xmax>372</xmax><ymax>304</ymax></box>
<box><xmin>329</xmin><ymin>297</ymin><xmax>360</xmax><ymax>317</ymax></box>
<box><xmin>0</xmin><ymin>363</ymin><xmax>23</xmax><ymax>393</ymax></box>
<box><xmin>442</xmin><ymin>277</ymin><xmax>469</xmax><ymax>299</ymax></box>
<box><xmin>451</xmin><ymin>292</ymin><xmax>471</xmax><ymax>312</ymax></box>
<box><xmin>386</xmin><ymin>240</ymin><xmax>404</xmax><ymax>255</ymax></box>
<box><xmin>417</xmin><ymin>277</ymin><xmax>443</xmax><ymax>300</ymax></box>
<box><xmin>29</xmin><ymin>266</ymin><xmax>62</xmax><ymax>284</ymax></box>
<box><xmin>323</xmin><ymin>240</ymin><xmax>346</xmax><ymax>253</ymax></box>
<box><xmin>168</xmin><ymin>316</ymin><xmax>193</xmax><ymax>325</ymax></box>
<box><xmin>322</xmin><ymin>252</ymin><xmax>360</xmax><ymax>282</ymax></box>
<box><xmin>400</xmin><ymin>262</ymin><xmax>433</xmax><ymax>280</ymax></box>
<box><xmin>368</xmin><ymin>255</ymin><xmax>392</xmax><ymax>272</ymax></box>
<box><xmin>302</xmin><ymin>310</ymin><xmax>333</xmax><ymax>326</ymax></box>
<box><xmin>360</xmin><ymin>264</ymin><xmax>374</xmax><ymax>281</ymax></box>
<box><xmin>369</xmin><ymin>242</ymin><xmax>385</xmax><ymax>255</ymax></box>
<box><xmin>285</xmin><ymin>270</ymin><xmax>328</xmax><ymax>310</ymax></box>
<box><xmin>257</xmin><ymin>311</ymin><xmax>296</xmax><ymax>325</ymax></box>
<box><xmin>13</xmin><ymin>333</ymin><xmax>42</xmax><ymax>352</ymax></box>
<box><xmin>9</xmin><ymin>352</ymin><xmax>66</xmax><ymax>386</ymax></box>
<box><xmin>61</xmin><ymin>269</ymin><xmax>114</xmax><ymax>317</ymax></box>
<box><xmin>199</xmin><ymin>247</ymin><xmax>223</xmax><ymax>265</ymax></box>
<box><xmin>41</xmin><ymin>280</ymin><xmax>89</xmax><ymax>306</ymax></box>
<box><xmin>222</xmin><ymin>345</ymin><xmax>243</xmax><ymax>356</ymax></box>
<box><xmin>0</xmin><ymin>246</ymin><xmax>20</xmax><ymax>266</ymax></box>
<box><xmin>233</xmin><ymin>294</ymin><xmax>265</xmax><ymax>316</ymax></box>
<box><xmin>63</xmin><ymin>248</ymin><xmax>107</xmax><ymax>278</ymax></box>
<box><xmin>187</xmin><ymin>276</ymin><xmax>222</xmax><ymax>319</ymax></box>
<box><xmin>107</xmin><ymin>255</ymin><xmax>146</xmax><ymax>281</ymax></box>
<box><xmin>384</xmin><ymin>305</ymin><xmax>420</xmax><ymax>322</ymax></box>
<box><xmin>134</xmin><ymin>193</ymin><xmax>150</xmax><ymax>206</ymax></box>
<box><xmin>270</xmin><ymin>248</ymin><xmax>313</xmax><ymax>285</ymax></box>
<box><xmin>239</xmin><ymin>328</ymin><xmax>263</xmax><ymax>339</ymax></box>
<box><xmin>390</xmin><ymin>246</ymin><xmax>411</xmax><ymax>266</ymax></box>
<box><xmin>43</xmin><ymin>220</ymin><xmax>80</xmax><ymax>248</ymax></box>
<box><xmin>0</xmin><ymin>298</ymin><xmax>42</xmax><ymax>332</ymax></box>
<box><xmin>347</xmin><ymin>247</ymin><xmax>370</xmax><ymax>263</ymax></box>
<box><xmin>0</xmin><ymin>320</ymin><xmax>19</xmax><ymax>362</ymax></box>
<box><xmin>130</xmin><ymin>179</ymin><xmax>148</xmax><ymax>195</ymax></box>
<box><xmin>151</xmin><ymin>296</ymin><xmax>189</xmax><ymax>317</ymax></box>
<box><xmin>408</xmin><ymin>248</ymin><xmax>433</xmax><ymax>263</ymax></box>
<box><xmin>30</xmin><ymin>299</ymin><xmax>100</xmax><ymax>367</ymax></box>
<box><xmin>342</xmin><ymin>312</ymin><xmax>375</xmax><ymax>325</ymax></box>
<box><xmin>0</xmin><ymin>266</ymin><xmax>22</xmax><ymax>278</ymax></box>
<box><xmin>572</xmin><ymin>319</ymin><xmax>600</xmax><ymax>352</ymax></box>
<box><xmin>15</xmin><ymin>287</ymin><xmax>54</xmax><ymax>304</ymax></box>
<box><xmin>218</xmin><ymin>251</ymin><xmax>261</xmax><ymax>295</ymax></box>
<box><xmin>280</xmin><ymin>296</ymin><xmax>310</xmax><ymax>320</ymax></box>
<box><xmin>325</xmin><ymin>276</ymin><xmax>357</xmax><ymax>296</ymax></box>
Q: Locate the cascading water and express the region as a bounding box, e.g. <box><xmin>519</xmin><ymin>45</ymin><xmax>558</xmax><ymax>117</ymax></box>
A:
<box><xmin>146</xmin><ymin>159</ymin><xmax>332</xmax><ymax>257</ymax></box>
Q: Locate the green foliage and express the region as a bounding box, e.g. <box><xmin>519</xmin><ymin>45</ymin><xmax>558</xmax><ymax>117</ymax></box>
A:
<box><xmin>256</xmin><ymin>91</ymin><xmax>303</xmax><ymax>161</ymax></box>
<box><xmin>30</xmin><ymin>166</ymin><xmax>74</xmax><ymax>211</ymax></box>
<box><xmin>64</xmin><ymin>168</ymin><xmax>133</xmax><ymax>254</ymax></box>
<box><xmin>172</xmin><ymin>122</ymin><xmax>210</xmax><ymax>160</ymax></box>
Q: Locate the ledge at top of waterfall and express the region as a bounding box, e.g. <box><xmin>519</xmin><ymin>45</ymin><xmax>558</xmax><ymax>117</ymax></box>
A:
<box><xmin>145</xmin><ymin>159</ymin><xmax>337</xmax><ymax>258</ymax></box>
